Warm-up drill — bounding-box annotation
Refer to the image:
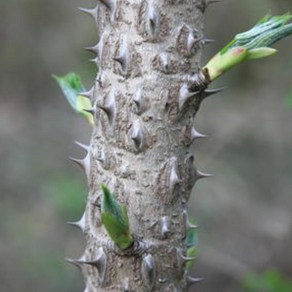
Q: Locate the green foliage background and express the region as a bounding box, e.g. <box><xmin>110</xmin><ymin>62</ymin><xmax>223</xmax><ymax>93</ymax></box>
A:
<box><xmin>0</xmin><ymin>0</ymin><xmax>292</xmax><ymax>291</ymax></box>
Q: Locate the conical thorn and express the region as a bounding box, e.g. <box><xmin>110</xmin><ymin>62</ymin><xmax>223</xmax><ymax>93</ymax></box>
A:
<box><xmin>74</xmin><ymin>141</ymin><xmax>90</xmax><ymax>152</ymax></box>
<box><xmin>191</xmin><ymin>127</ymin><xmax>208</xmax><ymax>140</ymax></box>
<box><xmin>65</xmin><ymin>257</ymin><xmax>84</xmax><ymax>270</ymax></box>
<box><xmin>96</xmin><ymin>104</ymin><xmax>113</xmax><ymax>123</ymax></box>
<box><xmin>169</xmin><ymin>160</ymin><xmax>181</xmax><ymax>195</ymax></box>
<box><xmin>90</xmin><ymin>57</ymin><xmax>99</xmax><ymax>66</ymax></box>
<box><xmin>148</xmin><ymin>5</ymin><xmax>160</xmax><ymax>36</ymax></box>
<box><xmin>201</xmin><ymin>87</ymin><xmax>226</xmax><ymax>99</ymax></box>
<box><xmin>113</xmin><ymin>55</ymin><xmax>126</xmax><ymax>72</ymax></box>
<box><xmin>161</xmin><ymin>216</ymin><xmax>171</xmax><ymax>238</ymax></box>
<box><xmin>67</xmin><ymin>213</ymin><xmax>86</xmax><ymax>232</ymax></box>
<box><xmin>179</xmin><ymin>84</ymin><xmax>200</xmax><ymax>110</ymax></box>
<box><xmin>78</xmin><ymin>6</ymin><xmax>98</xmax><ymax>21</ymax></box>
<box><xmin>131</xmin><ymin>128</ymin><xmax>143</xmax><ymax>149</ymax></box>
<box><xmin>69</xmin><ymin>156</ymin><xmax>86</xmax><ymax>170</ymax></box>
<box><xmin>187</xmin><ymin>276</ymin><xmax>204</xmax><ymax>286</ymax></box>
<box><xmin>201</xmin><ymin>38</ymin><xmax>215</xmax><ymax>44</ymax></box>
<box><xmin>196</xmin><ymin>169</ymin><xmax>213</xmax><ymax>180</ymax></box>
<box><xmin>187</xmin><ymin>221</ymin><xmax>199</xmax><ymax>230</ymax></box>
<box><xmin>79</xmin><ymin>87</ymin><xmax>94</xmax><ymax>99</ymax></box>
<box><xmin>83</xmin><ymin>44</ymin><xmax>99</xmax><ymax>56</ymax></box>
<box><xmin>83</xmin><ymin>108</ymin><xmax>96</xmax><ymax>115</ymax></box>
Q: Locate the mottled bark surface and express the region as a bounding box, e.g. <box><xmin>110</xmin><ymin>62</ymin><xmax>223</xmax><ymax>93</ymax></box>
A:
<box><xmin>70</xmin><ymin>0</ymin><xmax>212</xmax><ymax>291</ymax></box>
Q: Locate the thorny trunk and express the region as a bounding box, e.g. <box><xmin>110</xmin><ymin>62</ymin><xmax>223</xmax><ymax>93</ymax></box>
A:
<box><xmin>69</xmin><ymin>0</ymin><xmax>216</xmax><ymax>291</ymax></box>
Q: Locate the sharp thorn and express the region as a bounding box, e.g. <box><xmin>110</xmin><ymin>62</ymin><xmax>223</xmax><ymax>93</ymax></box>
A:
<box><xmin>83</xmin><ymin>44</ymin><xmax>99</xmax><ymax>55</ymax></box>
<box><xmin>79</xmin><ymin>87</ymin><xmax>94</xmax><ymax>99</ymax></box>
<box><xmin>202</xmin><ymin>38</ymin><xmax>215</xmax><ymax>44</ymax></box>
<box><xmin>74</xmin><ymin>141</ymin><xmax>90</xmax><ymax>152</ymax></box>
<box><xmin>78</xmin><ymin>6</ymin><xmax>98</xmax><ymax>21</ymax></box>
<box><xmin>202</xmin><ymin>87</ymin><xmax>226</xmax><ymax>98</ymax></box>
<box><xmin>65</xmin><ymin>257</ymin><xmax>83</xmax><ymax>269</ymax></box>
<box><xmin>191</xmin><ymin>127</ymin><xmax>208</xmax><ymax>140</ymax></box>
<box><xmin>83</xmin><ymin>108</ymin><xmax>95</xmax><ymax>115</ymax></box>
<box><xmin>69</xmin><ymin>157</ymin><xmax>85</xmax><ymax>169</ymax></box>
<box><xmin>187</xmin><ymin>222</ymin><xmax>199</xmax><ymax>230</ymax></box>
<box><xmin>187</xmin><ymin>276</ymin><xmax>204</xmax><ymax>286</ymax></box>
<box><xmin>196</xmin><ymin>170</ymin><xmax>213</xmax><ymax>180</ymax></box>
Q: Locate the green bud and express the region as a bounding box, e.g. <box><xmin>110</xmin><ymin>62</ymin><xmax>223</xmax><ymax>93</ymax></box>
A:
<box><xmin>203</xmin><ymin>13</ymin><xmax>292</xmax><ymax>83</ymax></box>
<box><xmin>203</xmin><ymin>47</ymin><xmax>248</xmax><ymax>81</ymax></box>
<box><xmin>246</xmin><ymin>47</ymin><xmax>277</xmax><ymax>60</ymax></box>
<box><xmin>101</xmin><ymin>184</ymin><xmax>134</xmax><ymax>250</ymax></box>
<box><xmin>52</xmin><ymin>73</ymin><xmax>94</xmax><ymax>126</ymax></box>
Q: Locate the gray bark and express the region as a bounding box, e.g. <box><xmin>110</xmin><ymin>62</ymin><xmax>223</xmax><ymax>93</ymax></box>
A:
<box><xmin>69</xmin><ymin>0</ymin><xmax>212</xmax><ymax>291</ymax></box>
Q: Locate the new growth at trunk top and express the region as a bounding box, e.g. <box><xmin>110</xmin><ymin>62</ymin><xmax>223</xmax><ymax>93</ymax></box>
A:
<box><xmin>202</xmin><ymin>13</ymin><xmax>292</xmax><ymax>83</ymax></box>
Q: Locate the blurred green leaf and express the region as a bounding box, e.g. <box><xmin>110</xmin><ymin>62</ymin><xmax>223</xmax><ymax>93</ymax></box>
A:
<box><xmin>243</xmin><ymin>268</ymin><xmax>292</xmax><ymax>292</ymax></box>
<box><xmin>44</xmin><ymin>175</ymin><xmax>86</xmax><ymax>219</ymax></box>
<box><xmin>52</xmin><ymin>72</ymin><xmax>94</xmax><ymax>125</ymax></box>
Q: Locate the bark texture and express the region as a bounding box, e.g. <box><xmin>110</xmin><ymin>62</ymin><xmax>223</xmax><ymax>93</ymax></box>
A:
<box><xmin>69</xmin><ymin>0</ymin><xmax>213</xmax><ymax>291</ymax></box>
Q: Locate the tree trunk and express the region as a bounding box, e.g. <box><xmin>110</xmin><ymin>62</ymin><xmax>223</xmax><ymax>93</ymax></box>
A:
<box><xmin>69</xmin><ymin>0</ymin><xmax>214</xmax><ymax>291</ymax></box>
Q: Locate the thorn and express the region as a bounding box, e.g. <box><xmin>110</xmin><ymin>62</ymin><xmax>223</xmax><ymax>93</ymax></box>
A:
<box><xmin>79</xmin><ymin>87</ymin><xmax>94</xmax><ymax>99</ymax></box>
<box><xmin>187</xmin><ymin>221</ymin><xmax>199</xmax><ymax>230</ymax></box>
<box><xmin>169</xmin><ymin>158</ymin><xmax>181</xmax><ymax>195</ymax></box>
<box><xmin>195</xmin><ymin>170</ymin><xmax>213</xmax><ymax>180</ymax></box>
<box><xmin>90</xmin><ymin>57</ymin><xmax>99</xmax><ymax>66</ymax></box>
<box><xmin>69</xmin><ymin>157</ymin><xmax>85</xmax><ymax>169</ymax></box>
<box><xmin>83</xmin><ymin>108</ymin><xmax>96</xmax><ymax>115</ymax></box>
<box><xmin>74</xmin><ymin>141</ymin><xmax>90</xmax><ymax>152</ymax></box>
<box><xmin>83</xmin><ymin>43</ymin><xmax>99</xmax><ymax>55</ymax></box>
<box><xmin>161</xmin><ymin>216</ymin><xmax>171</xmax><ymax>238</ymax></box>
<box><xmin>159</xmin><ymin>53</ymin><xmax>171</xmax><ymax>73</ymax></box>
<box><xmin>97</xmin><ymin>104</ymin><xmax>113</xmax><ymax>123</ymax></box>
<box><xmin>79</xmin><ymin>247</ymin><xmax>107</xmax><ymax>284</ymax></box>
<box><xmin>191</xmin><ymin>127</ymin><xmax>208</xmax><ymax>140</ymax></box>
<box><xmin>65</xmin><ymin>257</ymin><xmax>84</xmax><ymax>270</ymax></box>
<box><xmin>177</xmin><ymin>249</ymin><xmax>196</xmax><ymax>269</ymax></box>
<box><xmin>141</xmin><ymin>254</ymin><xmax>156</xmax><ymax>291</ymax></box>
<box><xmin>201</xmin><ymin>87</ymin><xmax>226</xmax><ymax>99</ymax></box>
<box><xmin>113</xmin><ymin>55</ymin><xmax>126</xmax><ymax>72</ymax></box>
<box><xmin>96</xmin><ymin>151</ymin><xmax>106</xmax><ymax>164</ymax></box>
<box><xmin>187</xmin><ymin>31</ymin><xmax>200</xmax><ymax>55</ymax></box>
<box><xmin>97</xmin><ymin>90</ymin><xmax>116</xmax><ymax>124</ymax></box>
<box><xmin>148</xmin><ymin>5</ymin><xmax>160</xmax><ymax>36</ymax></box>
<box><xmin>132</xmin><ymin>88</ymin><xmax>147</xmax><ymax>115</ymax></box>
<box><xmin>187</xmin><ymin>276</ymin><xmax>203</xmax><ymax>286</ymax></box>
<box><xmin>201</xmin><ymin>38</ymin><xmax>215</xmax><ymax>44</ymax></box>
<box><xmin>69</xmin><ymin>156</ymin><xmax>90</xmax><ymax>178</ymax></box>
<box><xmin>179</xmin><ymin>84</ymin><xmax>200</xmax><ymax>110</ymax></box>
<box><xmin>67</xmin><ymin>213</ymin><xmax>86</xmax><ymax>232</ymax></box>
<box><xmin>131</xmin><ymin>122</ymin><xmax>146</xmax><ymax>149</ymax></box>
<box><xmin>78</xmin><ymin>6</ymin><xmax>98</xmax><ymax>22</ymax></box>
<box><xmin>181</xmin><ymin>254</ymin><xmax>197</xmax><ymax>263</ymax></box>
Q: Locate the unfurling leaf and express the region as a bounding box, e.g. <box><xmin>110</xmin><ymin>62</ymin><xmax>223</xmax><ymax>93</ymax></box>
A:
<box><xmin>52</xmin><ymin>73</ymin><xmax>94</xmax><ymax>125</ymax></box>
<box><xmin>203</xmin><ymin>13</ymin><xmax>292</xmax><ymax>82</ymax></box>
<box><xmin>101</xmin><ymin>184</ymin><xmax>134</xmax><ymax>250</ymax></box>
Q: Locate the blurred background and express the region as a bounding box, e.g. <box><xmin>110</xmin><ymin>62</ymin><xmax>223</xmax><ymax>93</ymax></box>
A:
<box><xmin>0</xmin><ymin>0</ymin><xmax>291</xmax><ymax>291</ymax></box>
